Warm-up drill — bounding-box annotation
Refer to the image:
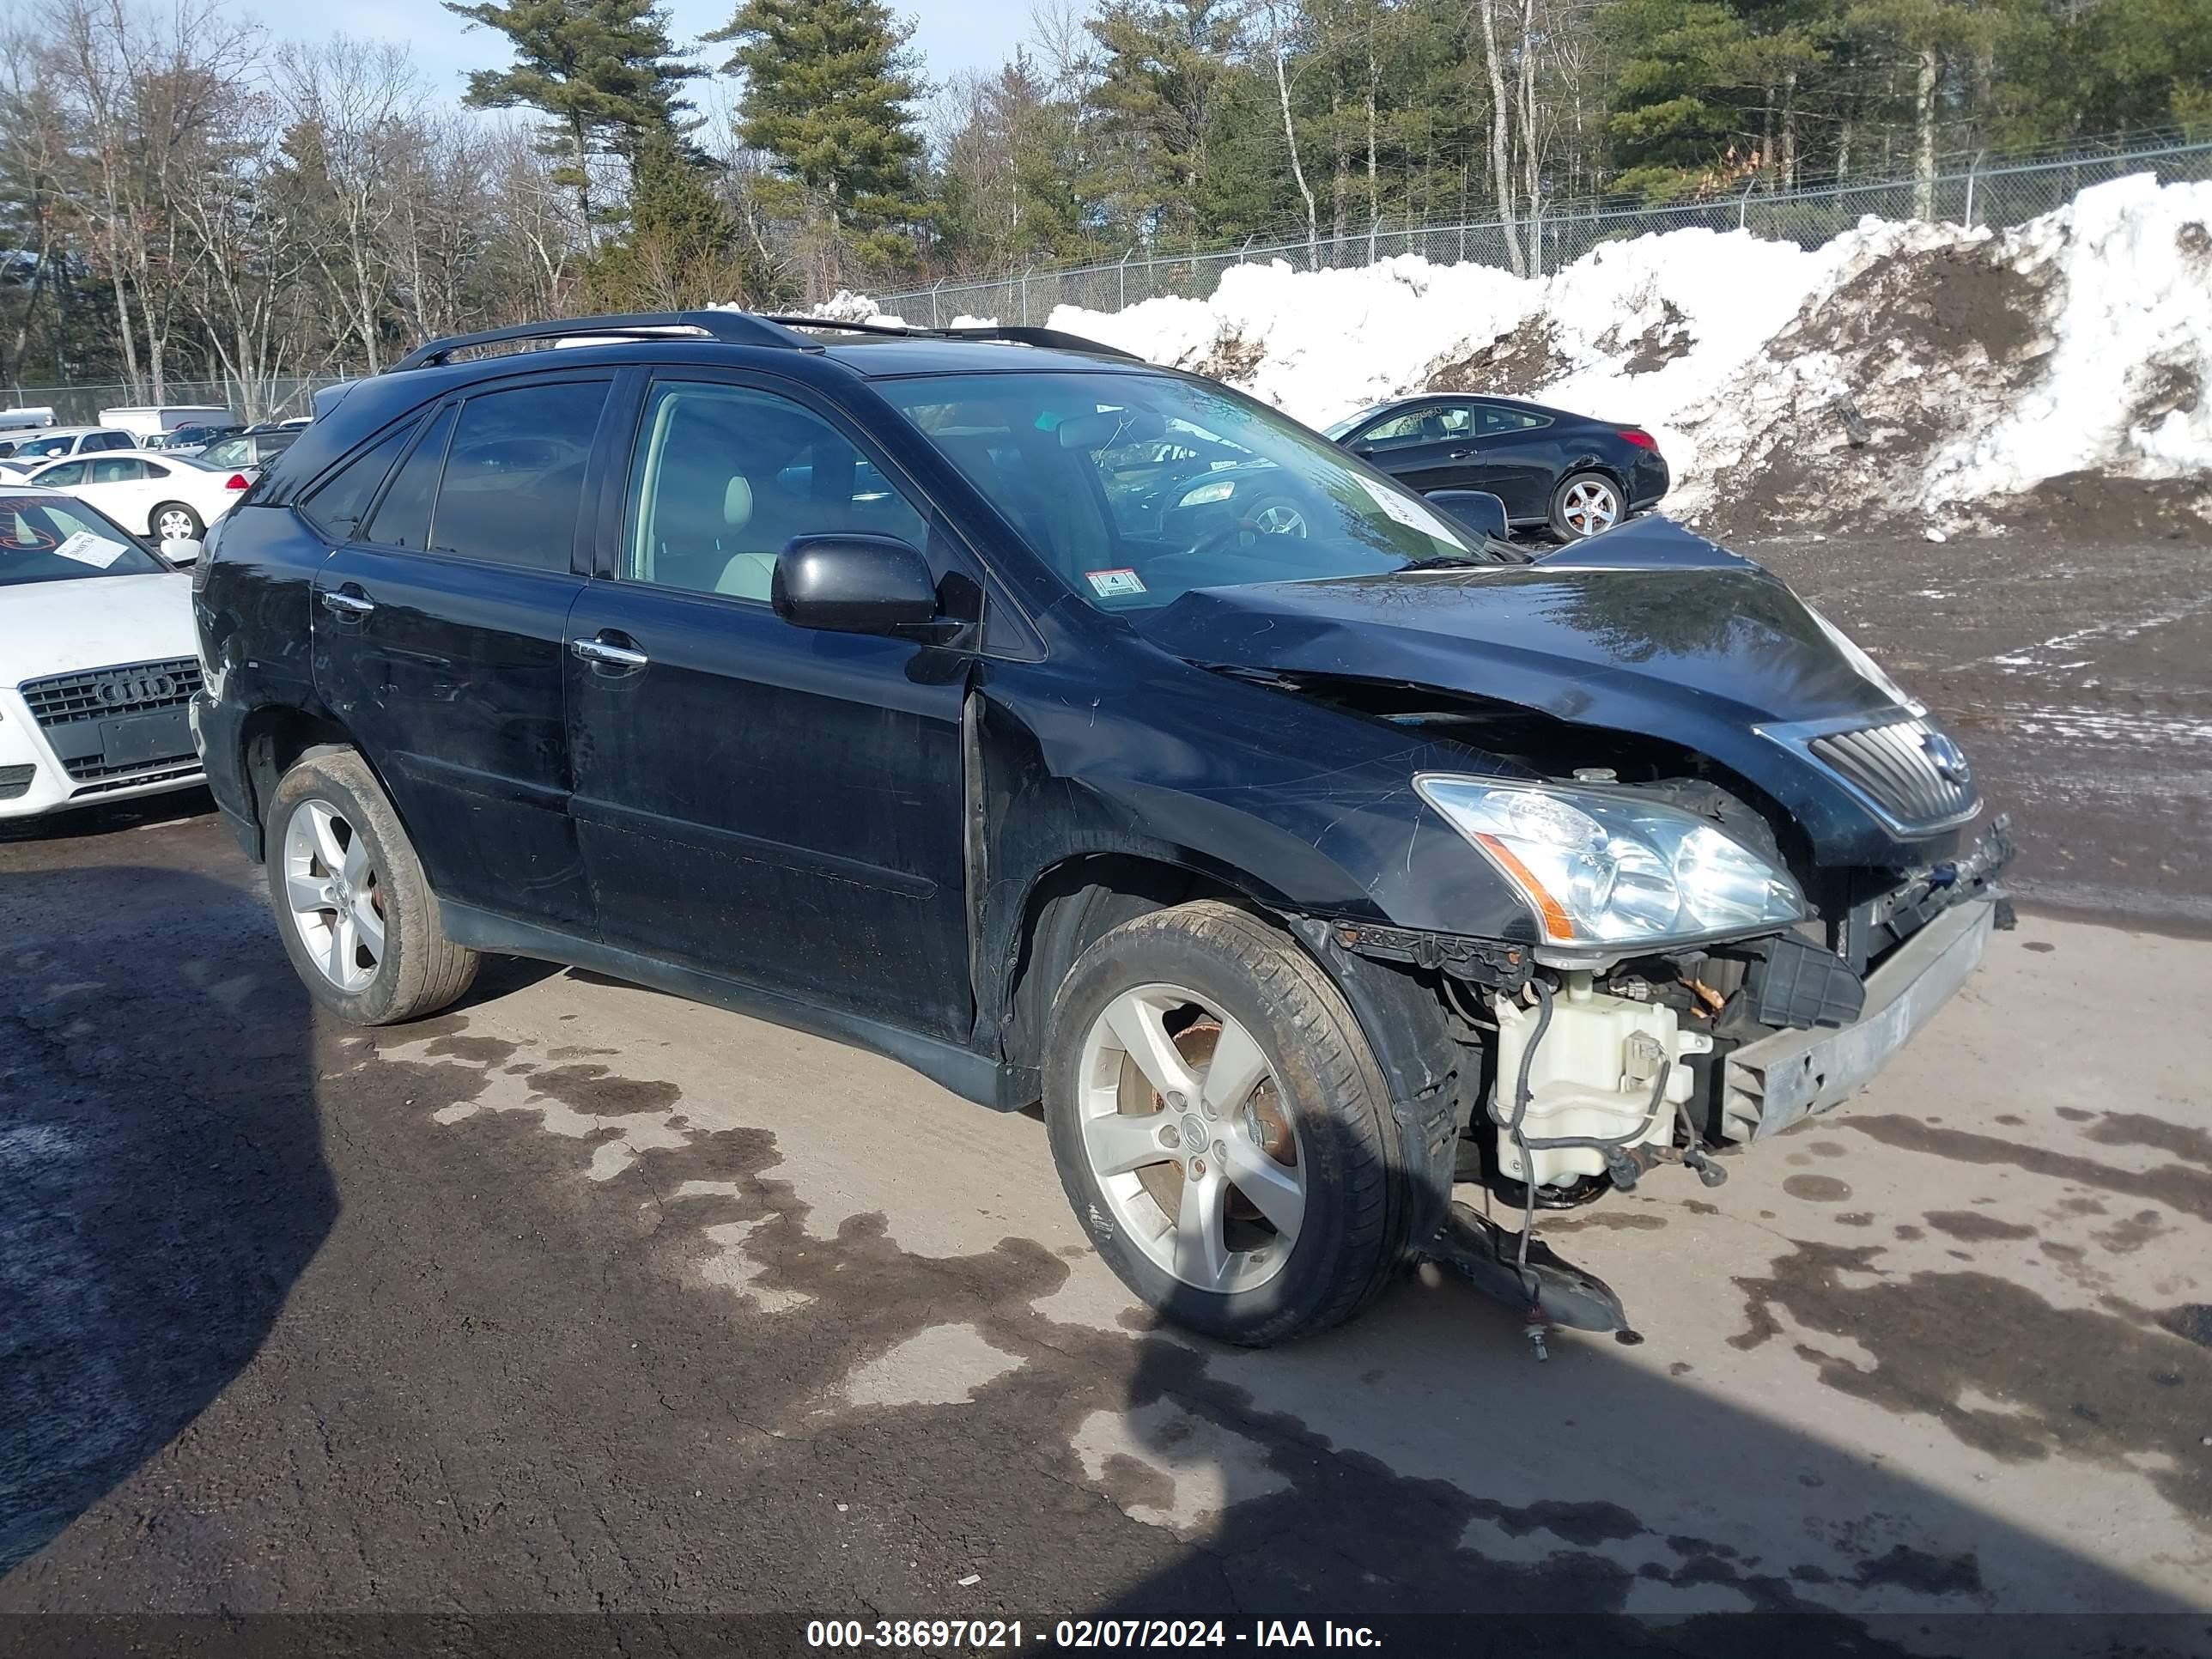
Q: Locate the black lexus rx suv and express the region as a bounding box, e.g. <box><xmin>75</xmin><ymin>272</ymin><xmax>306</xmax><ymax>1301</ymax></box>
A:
<box><xmin>191</xmin><ymin>310</ymin><xmax>2011</xmax><ymax>1346</ymax></box>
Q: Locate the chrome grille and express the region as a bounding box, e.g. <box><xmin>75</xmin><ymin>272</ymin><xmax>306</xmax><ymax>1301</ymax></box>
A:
<box><xmin>20</xmin><ymin>657</ymin><xmax>202</xmax><ymax>728</ymax></box>
<box><xmin>1809</xmin><ymin>716</ymin><xmax>1978</xmax><ymax>830</ymax></box>
<box><xmin>70</xmin><ymin>759</ymin><xmax>202</xmax><ymax>795</ymax></box>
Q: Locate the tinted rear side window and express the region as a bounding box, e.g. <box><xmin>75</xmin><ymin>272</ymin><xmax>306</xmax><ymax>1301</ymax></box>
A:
<box><xmin>364</xmin><ymin>406</ymin><xmax>455</xmax><ymax>550</ymax></box>
<box><xmin>430</xmin><ymin>380</ymin><xmax>606</xmax><ymax>571</ymax></box>
<box><xmin>302</xmin><ymin>421</ymin><xmax>421</xmax><ymax>541</ymax></box>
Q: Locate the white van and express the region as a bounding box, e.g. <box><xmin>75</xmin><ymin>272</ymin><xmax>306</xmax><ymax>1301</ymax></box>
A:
<box><xmin>0</xmin><ymin>406</ymin><xmax>57</xmax><ymax>434</ymax></box>
<box><xmin>99</xmin><ymin>404</ymin><xmax>239</xmax><ymax>444</ymax></box>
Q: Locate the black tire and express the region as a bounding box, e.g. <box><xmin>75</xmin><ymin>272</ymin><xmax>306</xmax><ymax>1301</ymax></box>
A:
<box><xmin>149</xmin><ymin>501</ymin><xmax>204</xmax><ymax>541</ymax></box>
<box><xmin>1548</xmin><ymin>471</ymin><xmax>1624</xmax><ymax>540</ymax></box>
<box><xmin>264</xmin><ymin>746</ymin><xmax>477</xmax><ymax>1024</ymax></box>
<box><xmin>1042</xmin><ymin>901</ymin><xmax>1411</xmax><ymax>1346</ymax></box>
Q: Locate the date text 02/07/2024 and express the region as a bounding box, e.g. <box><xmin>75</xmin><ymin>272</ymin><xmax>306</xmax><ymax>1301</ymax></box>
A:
<box><xmin>805</xmin><ymin>1619</ymin><xmax>1383</xmax><ymax>1649</ymax></box>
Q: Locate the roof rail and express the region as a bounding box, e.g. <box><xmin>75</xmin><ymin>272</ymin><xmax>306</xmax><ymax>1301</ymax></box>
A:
<box><xmin>387</xmin><ymin>310</ymin><xmax>823</xmax><ymax>374</ymax></box>
<box><xmin>764</xmin><ymin>314</ymin><xmax>1140</xmax><ymax>362</ymax></box>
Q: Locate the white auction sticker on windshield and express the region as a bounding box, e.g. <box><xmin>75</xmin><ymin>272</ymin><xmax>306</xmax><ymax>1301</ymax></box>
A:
<box><xmin>1358</xmin><ymin>477</ymin><xmax>1464</xmax><ymax>542</ymax></box>
<box><xmin>1085</xmin><ymin>567</ymin><xmax>1147</xmax><ymax>598</ymax></box>
<box><xmin>53</xmin><ymin>531</ymin><xmax>131</xmax><ymax>569</ymax></box>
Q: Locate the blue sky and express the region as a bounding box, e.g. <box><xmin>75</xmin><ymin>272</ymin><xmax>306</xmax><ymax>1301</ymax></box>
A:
<box><xmin>269</xmin><ymin>0</ymin><xmax>1023</xmax><ymax>107</ymax></box>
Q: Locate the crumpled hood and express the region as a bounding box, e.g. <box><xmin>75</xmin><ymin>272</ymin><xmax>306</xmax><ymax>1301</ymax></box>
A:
<box><xmin>1137</xmin><ymin>517</ymin><xmax>1929</xmax><ymax>861</ymax></box>
<box><xmin>2</xmin><ymin>572</ymin><xmax>198</xmax><ymax>688</ymax></box>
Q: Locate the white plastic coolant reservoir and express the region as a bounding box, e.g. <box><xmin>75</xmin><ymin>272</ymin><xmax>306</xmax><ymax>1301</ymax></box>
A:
<box><xmin>1491</xmin><ymin>976</ymin><xmax>1712</xmax><ymax>1188</ymax></box>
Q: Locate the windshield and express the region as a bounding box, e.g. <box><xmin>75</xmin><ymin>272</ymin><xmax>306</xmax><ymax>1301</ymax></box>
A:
<box><xmin>882</xmin><ymin>372</ymin><xmax>1491</xmax><ymax>611</ymax></box>
<box><xmin>10</xmin><ymin>433</ymin><xmax>79</xmax><ymax>459</ymax></box>
<box><xmin>0</xmin><ymin>494</ymin><xmax>168</xmax><ymax>585</ymax></box>
<box><xmin>1322</xmin><ymin>408</ymin><xmax>1382</xmax><ymax>441</ymax></box>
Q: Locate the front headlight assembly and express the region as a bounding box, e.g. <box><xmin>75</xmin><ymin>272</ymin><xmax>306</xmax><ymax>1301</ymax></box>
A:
<box><xmin>1414</xmin><ymin>775</ymin><xmax>1805</xmax><ymax>951</ymax></box>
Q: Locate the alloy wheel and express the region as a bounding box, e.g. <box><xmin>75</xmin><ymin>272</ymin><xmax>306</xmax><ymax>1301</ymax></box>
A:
<box><xmin>155</xmin><ymin>507</ymin><xmax>198</xmax><ymax>540</ymax></box>
<box><xmin>1560</xmin><ymin>479</ymin><xmax>1620</xmax><ymax>537</ymax></box>
<box><xmin>283</xmin><ymin>799</ymin><xmax>385</xmax><ymax>993</ymax></box>
<box><xmin>1249</xmin><ymin>502</ymin><xmax>1309</xmax><ymax>537</ymax></box>
<box><xmin>1075</xmin><ymin>984</ymin><xmax>1305</xmax><ymax>1294</ymax></box>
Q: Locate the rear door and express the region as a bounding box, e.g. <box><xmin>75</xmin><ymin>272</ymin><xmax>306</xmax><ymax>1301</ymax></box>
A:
<box><xmin>312</xmin><ymin>374</ymin><xmax>613</xmax><ymax>933</ymax></box>
<box><xmin>85</xmin><ymin>455</ymin><xmax>156</xmax><ymax>530</ymax></box>
<box><xmin>565</xmin><ymin>371</ymin><xmax>976</xmax><ymax>1039</ymax></box>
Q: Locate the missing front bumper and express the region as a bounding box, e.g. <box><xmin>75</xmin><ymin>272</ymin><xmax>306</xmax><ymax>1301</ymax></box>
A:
<box><xmin>1718</xmin><ymin>894</ymin><xmax>1998</xmax><ymax>1142</ymax></box>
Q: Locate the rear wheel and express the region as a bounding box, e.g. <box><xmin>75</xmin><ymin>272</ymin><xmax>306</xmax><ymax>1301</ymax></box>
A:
<box><xmin>265</xmin><ymin>748</ymin><xmax>477</xmax><ymax>1024</ymax></box>
<box><xmin>149</xmin><ymin>501</ymin><xmax>204</xmax><ymax>542</ymax></box>
<box><xmin>1043</xmin><ymin>901</ymin><xmax>1408</xmax><ymax>1346</ymax></box>
<box><xmin>1549</xmin><ymin>471</ymin><xmax>1623</xmax><ymax>540</ymax></box>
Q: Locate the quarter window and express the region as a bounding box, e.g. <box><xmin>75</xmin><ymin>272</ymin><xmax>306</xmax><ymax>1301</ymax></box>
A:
<box><xmin>302</xmin><ymin>420</ymin><xmax>422</xmax><ymax>542</ymax></box>
<box><xmin>623</xmin><ymin>380</ymin><xmax>928</xmax><ymax>603</ymax></box>
<box><xmin>362</xmin><ymin>406</ymin><xmax>455</xmax><ymax>550</ymax></box>
<box><xmin>430</xmin><ymin>380</ymin><xmax>607</xmax><ymax>571</ymax></box>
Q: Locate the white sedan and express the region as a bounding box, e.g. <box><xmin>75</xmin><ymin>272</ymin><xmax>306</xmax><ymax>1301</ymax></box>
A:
<box><xmin>20</xmin><ymin>451</ymin><xmax>249</xmax><ymax>546</ymax></box>
<box><xmin>0</xmin><ymin>485</ymin><xmax>205</xmax><ymax>821</ymax></box>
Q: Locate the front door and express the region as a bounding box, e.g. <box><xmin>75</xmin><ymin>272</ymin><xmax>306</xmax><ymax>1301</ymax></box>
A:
<box><xmin>566</xmin><ymin>374</ymin><xmax>975</xmax><ymax>1040</ymax></box>
<box><xmin>311</xmin><ymin>374</ymin><xmax>613</xmax><ymax>932</ymax></box>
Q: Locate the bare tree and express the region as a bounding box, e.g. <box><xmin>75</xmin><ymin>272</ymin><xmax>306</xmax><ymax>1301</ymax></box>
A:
<box><xmin>276</xmin><ymin>36</ymin><xmax>425</xmax><ymax>373</ymax></box>
<box><xmin>1261</xmin><ymin>1</ymin><xmax>1321</xmax><ymax>265</ymax></box>
<box><xmin>52</xmin><ymin>0</ymin><xmax>261</xmax><ymax>397</ymax></box>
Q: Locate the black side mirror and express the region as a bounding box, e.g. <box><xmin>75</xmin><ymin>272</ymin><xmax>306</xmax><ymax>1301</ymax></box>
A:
<box><xmin>772</xmin><ymin>534</ymin><xmax>942</xmax><ymax>637</ymax></box>
<box><xmin>1426</xmin><ymin>489</ymin><xmax>1510</xmax><ymax>541</ymax></box>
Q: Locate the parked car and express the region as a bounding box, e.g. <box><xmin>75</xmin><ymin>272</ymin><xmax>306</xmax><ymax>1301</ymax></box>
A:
<box><xmin>21</xmin><ymin>450</ymin><xmax>250</xmax><ymax>544</ymax></box>
<box><xmin>0</xmin><ymin>426</ymin><xmax>140</xmax><ymax>479</ymax></box>
<box><xmin>2</xmin><ymin>486</ymin><xmax>204</xmax><ymax>821</ymax></box>
<box><xmin>162</xmin><ymin>422</ymin><xmax>247</xmax><ymax>457</ymax></box>
<box><xmin>1326</xmin><ymin>393</ymin><xmax>1670</xmax><ymax>540</ymax></box>
<box><xmin>100</xmin><ymin>404</ymin><xmax>238</xmax><ymax>446</ymax></box>
<box><xmin>194</xmin><ymin>428</ymin><xmax>299</xmax><ymax>476</ymax></box>
<box><xmin>193</xmin><ymin>309</ymin><xmax>2009</xmax><ymax>1348</ymax></box>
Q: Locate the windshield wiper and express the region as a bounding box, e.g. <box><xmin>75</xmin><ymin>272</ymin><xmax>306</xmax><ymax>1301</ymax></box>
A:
<box><xmin>1399</xmin><ymin>539</ymin><xmax>1530</xmax><ymax>571</ymax></box>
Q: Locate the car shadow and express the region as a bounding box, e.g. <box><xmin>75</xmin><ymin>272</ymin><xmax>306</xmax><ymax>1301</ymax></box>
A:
<box><xmin>0</xmin><ymin>785</ymin><xmax>215</xmax><ymax>845</ymax></box>
<box><xmin>0</xmin><ymin>864</ymin><xmax>335</xmax><ymax>1575</ymax></box>
<box><xmin>1074</xmin><ymin>1244</ymin><xmax>2211</xmax><ymax>1653</ymax></box>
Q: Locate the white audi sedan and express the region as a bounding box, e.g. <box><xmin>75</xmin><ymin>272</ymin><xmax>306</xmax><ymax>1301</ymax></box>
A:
<box><xmin>18</xmin><ymin>450</ymin><xmax>249</xmax><ymax>546</ymax></box>
<box><xmin>0</xmin><ymin>486</ymin><xmax>205</xmax><ymax>822</ymax></box>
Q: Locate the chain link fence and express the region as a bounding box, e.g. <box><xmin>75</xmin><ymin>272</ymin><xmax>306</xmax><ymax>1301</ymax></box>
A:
<box><xmin>871</xmin><ymin>135</ymin><xmax>2212</xmax><ymax>327</ymax></box>
<box><xmin>3</xmin><ymin>374</ymin><xmax>349</xmax><ymax>429</ymax></box>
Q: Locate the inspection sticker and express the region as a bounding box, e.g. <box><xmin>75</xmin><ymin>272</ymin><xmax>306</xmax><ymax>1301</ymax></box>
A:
<box><xmin>1085</xmin><ymin>567</ymin><xmax>1147</xmax><ymax>598</ymax></box>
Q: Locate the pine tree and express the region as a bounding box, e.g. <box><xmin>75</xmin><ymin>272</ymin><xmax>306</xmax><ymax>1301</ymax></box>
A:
<box><xmin>1085</xmin><ymin>0</ymin><xmax>1243</xmax><ymax>241</ymax></box>
<box><xmin>444</xmin><ymin>0</ymin><xmax>699</xmax><ymax>237</ymax></box>
<box><xmin>582</xmin><ymin>128</ymin><xmax>767</xmax><ymax>307</ymax></box>
<box><xmin>708</xmin><ymin>0</ymin><xmax>926</xmax><ymax>283</ymax></box>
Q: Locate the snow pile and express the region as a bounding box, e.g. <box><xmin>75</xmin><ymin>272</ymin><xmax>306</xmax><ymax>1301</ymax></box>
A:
<box><xmin>850</xmin><ymin>173</ymin><xmax>2212</xmax><ymax>532</ymax></box>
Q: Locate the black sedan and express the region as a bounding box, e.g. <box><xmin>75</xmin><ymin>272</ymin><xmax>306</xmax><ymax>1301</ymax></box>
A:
<box><xmin>1326</xmin><ymin>393</ymin><xmax>1669</xmax><ymax>540</ymax></box>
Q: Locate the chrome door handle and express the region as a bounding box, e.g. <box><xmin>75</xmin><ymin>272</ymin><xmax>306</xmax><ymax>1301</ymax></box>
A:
<box><xmin>320</xmin><ymin>590</ymin><xmax>374</xmax><ymax>617</ymax></box>
<box><xmin>570</xmin><ymin>635</ymin><xmax>649</xmax><ymax>669</ymax></box>
<box><xmin>1447</xmin><ymin>448</ymin><xmax>1475</xmax><ymax>459</ymax></box>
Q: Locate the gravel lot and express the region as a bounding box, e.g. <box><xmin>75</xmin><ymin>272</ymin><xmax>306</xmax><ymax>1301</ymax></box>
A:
<box><xmin>1751</xmin><ymin>527</ymin><xmax>2212</xmax><ymax>932</ymax></box>
<box><xmin>3</xmin><ymin>528</ymin><xmax>2210</xmax><ymax>1653</ymax></box>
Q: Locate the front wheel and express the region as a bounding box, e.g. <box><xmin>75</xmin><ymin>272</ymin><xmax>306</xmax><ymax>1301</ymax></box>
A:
<box><xmin>1549</xmin><ymin>471</ymin><xmax>1624</xmax><ymax>540</ymax></box>
<box><xmin>1042</xmin><ymin>902</ymin><xmax>1412</xmax><ymax>1346</ymax></box>
<box><xmin>265</xmin><ymin>748</ymin><xmax>477</xmax><ymax>1024</ymax></box>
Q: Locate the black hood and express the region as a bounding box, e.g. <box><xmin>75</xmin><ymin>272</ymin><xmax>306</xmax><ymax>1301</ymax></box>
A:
<box><xmin>1136</xmin><ymin>518</ymin><xmax>1935</xmax><ymax>863</ymax></box>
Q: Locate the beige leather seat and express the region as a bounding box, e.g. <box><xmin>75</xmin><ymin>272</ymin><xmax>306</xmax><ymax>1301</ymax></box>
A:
<box><xmin>712</xmin><ymin>475</ymin><xmax>781</xmax><ymax>602</ymax></box>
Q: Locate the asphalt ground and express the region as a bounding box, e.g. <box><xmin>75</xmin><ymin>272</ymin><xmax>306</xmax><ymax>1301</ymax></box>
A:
<box><xmin>3</xmin><ymin>526</ymin><xmax>2211</xmax><ymax>1656</ymax></box>
<box><xmin>1750</xmin><ymin>528</ymin><xmax>2212</xmax><ymax>933</ymax></box>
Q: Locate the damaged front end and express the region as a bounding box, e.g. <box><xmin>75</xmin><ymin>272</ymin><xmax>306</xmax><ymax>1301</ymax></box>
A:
<box><xmin>1132</xmin><ymin>515</ymin><xmax>2017</xmax><ymax>1341</ymax></box>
